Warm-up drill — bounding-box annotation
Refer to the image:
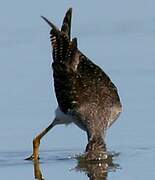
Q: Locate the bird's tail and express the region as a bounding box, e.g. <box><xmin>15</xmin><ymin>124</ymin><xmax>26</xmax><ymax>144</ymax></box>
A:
<box><xmin>41</xmin><ymin>8</ymin><xmax>76</xmax><ymax>63</ymax></box>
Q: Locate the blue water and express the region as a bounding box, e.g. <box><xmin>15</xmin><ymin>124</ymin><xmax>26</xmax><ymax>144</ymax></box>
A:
<box><xmin>0</xmin><ymin>0</ymin><xmax>155</xmax><ymax>179</ymax></box>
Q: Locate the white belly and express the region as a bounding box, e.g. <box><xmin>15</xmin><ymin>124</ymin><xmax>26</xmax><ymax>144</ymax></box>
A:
<box><xmin>54</xmin><ymin>106</ymin><xmax>87</xmax><ymax>131</ymax></box>
<box><xmin>54</xmin><ymin>107</ymin><xmax>73</xmax><ymax>125</ymax></box>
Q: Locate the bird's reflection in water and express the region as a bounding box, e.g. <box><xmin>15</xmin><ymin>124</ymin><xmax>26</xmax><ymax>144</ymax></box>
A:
<box><xmin>32</xmin><ymin>151</ymin><xmax>119</xmax><ymax>180</ymax></box>
<box><xmin>76</xmin><ymin>151</ymin><xmax>119</xmax><ymax>180</ymax></box>
<box><xmin>33</xmin><ymin>160</ymin><xmax>44</xmax><ymax>180</ymax></box>
<box><xmin>77</xmin><ymin>162</ymin><xmax>109</xmax><ymax>180</ymax></box>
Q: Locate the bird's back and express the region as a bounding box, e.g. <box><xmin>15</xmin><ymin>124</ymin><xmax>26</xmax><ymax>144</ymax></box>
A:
<box><xmin>42</xmin><ymin>8</ymin><xmax>122</xmax><ymax>133</ymax></box>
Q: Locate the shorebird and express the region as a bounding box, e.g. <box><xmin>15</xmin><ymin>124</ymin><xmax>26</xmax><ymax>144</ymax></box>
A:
<box><xmin>26</xmin><ymin>8</ymin><xmax>122</xmax><ymax>161</ymax></box>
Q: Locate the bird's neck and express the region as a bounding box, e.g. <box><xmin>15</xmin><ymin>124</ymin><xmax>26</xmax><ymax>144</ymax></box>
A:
<box><xmin>86</xmin><ymin>135</ymin><xmax>106</xmax><ymax>152</ymax></box>
<box><xmin>85</xmin><ymin>135</ymin><xmax>107</xmax><ymax>161</ymax></box>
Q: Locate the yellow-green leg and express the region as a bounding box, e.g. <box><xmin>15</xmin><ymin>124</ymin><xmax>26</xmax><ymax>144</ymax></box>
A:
<box><xmin>25</xmin><ymin>120</ymin><xmax>56</xmax><ymax>160</ymax></box>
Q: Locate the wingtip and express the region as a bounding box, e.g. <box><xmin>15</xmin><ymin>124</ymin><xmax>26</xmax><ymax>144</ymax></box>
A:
<box><xmin>68</xmin><ymin>7</ymin><xmax>72</xmax><ymax>14</ymax></box>
<box><xmin>40</xmin><ymin>15</ymin><xmax>58</xmax><ymax>30</ymax></box>
<box><xmin>65</xmin><ymin>7</ymin><xmax>72</xmax><ymax>19</ymax></box>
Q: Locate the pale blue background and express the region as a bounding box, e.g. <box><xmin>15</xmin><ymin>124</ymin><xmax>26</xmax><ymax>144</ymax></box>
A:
<box><xmin>0</xmin><ymin>0</ymin><xmax>155</xmax><ymax>179</ymax></box>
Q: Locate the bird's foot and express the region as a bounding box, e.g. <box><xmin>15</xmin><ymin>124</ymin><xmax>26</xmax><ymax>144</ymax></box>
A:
<box><xmin>25</xmin><ymin>154</ymin><xmax>40</xmax><ymax>161</ymax></box>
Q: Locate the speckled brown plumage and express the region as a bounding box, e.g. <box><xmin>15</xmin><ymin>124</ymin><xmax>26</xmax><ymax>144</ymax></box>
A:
<box><xmin>26</xmin><ymin>8</ymin><xmax>122</xmax><ymax>161</ymax></box>
<box><xmin>43</xmin><ymin>8</ymin><xmax>122</xmax><ymax>159</ymax></box>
